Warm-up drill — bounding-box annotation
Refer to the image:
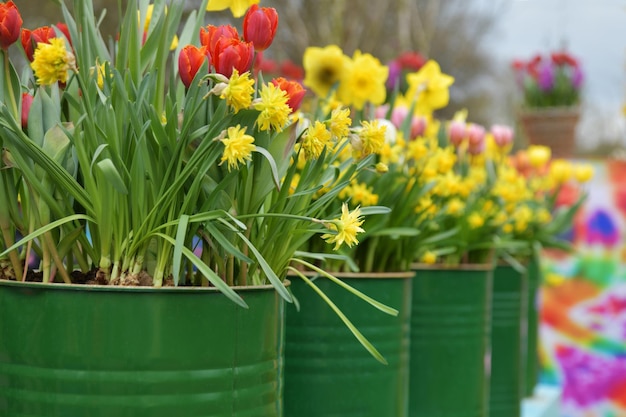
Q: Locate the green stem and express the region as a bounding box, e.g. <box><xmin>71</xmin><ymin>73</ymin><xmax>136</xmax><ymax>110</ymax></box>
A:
<box><xmin>42</xmin><ymin>231</ymin><xmax>71</xmax><ymax>284</ymax></box>
<box><xmin>3</xmin><ymin>51</ymin><xmax>18</xmax><ymax>120</ymax></box>
<box><xmin>42</xmin><ymin>244</ymin><xmax>51</xmax><ymax>283</ymax></box>
<box><xmin>0</xmin><ymin>221</ymin><xmax>22</xmax><ymax>279</ymax></box>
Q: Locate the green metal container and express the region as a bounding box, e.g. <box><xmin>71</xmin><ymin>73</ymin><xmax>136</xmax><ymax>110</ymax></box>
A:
<box><xmin>524</xmin><ymin>256</ymin><xmax>542</xmax><ymax>397</ymax></box>
<box><xmin>0</xmin><ymin>280</ymin><xmax>286</xmax><ymax>416</ymax></box>
<box><xmin>489</xmin><ymin>264</ymin><xmax>525</xmax><ymax>417</ymax></box>
<box><xmin>409</xmin><ymin>263</ymin><xmax>493</xmax><ymax>417</ymax></box>
<box><xmin>284</xmin><ymin>272</ymin><xmax>413</xmax><ymax>417</ymax></box>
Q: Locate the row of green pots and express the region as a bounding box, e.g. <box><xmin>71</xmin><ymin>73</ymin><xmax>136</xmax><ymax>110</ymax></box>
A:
<box><xmin>0</xmin><ymin>262</ymin><xmax>541</xmax><ymax>416</ymax></box>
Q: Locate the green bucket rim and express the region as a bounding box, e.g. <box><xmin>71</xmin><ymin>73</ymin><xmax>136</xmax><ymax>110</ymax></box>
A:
<box><xmin>0</xmin><ymin>278</ymin><xmax>288</xmax><ymax>294</ymax></box>
<box><xmin>289</xmin><ymin>270</ymin><xmax>414</xmax><ymax>279</ymax></box>
<box><xmin>410</xmin><ymin>262</ymin><xmax>494</xmax><ymax>272</ymax></box>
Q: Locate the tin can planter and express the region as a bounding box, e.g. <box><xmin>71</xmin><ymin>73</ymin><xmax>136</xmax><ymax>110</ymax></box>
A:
<box><xmin>518</xmin><ymin>106</ymin><xmax>580</xmax><ymax>159</ymax></box>
<box><xmin>0</xmin><ymin>280</ymin><xmax>286</xmax><ymax>417</ymax></box>
<box><xmin>489</xmin><ymin>264</ymin><xmax>526</xmax><ymax>417</ymax></box>
<box><xmin>284</xmin><ymin>272</ymin><xmax>413</xmax><ymax>417</ymax></box>
<box><xmin>409</xmin><ymin>263</ymin><xmax>493</xmax><ymax>417</ymax></box>
<box><xmin>524</xmin><ymin>256</ymin><xmax>542</xmax><ymax>397</ymax></box>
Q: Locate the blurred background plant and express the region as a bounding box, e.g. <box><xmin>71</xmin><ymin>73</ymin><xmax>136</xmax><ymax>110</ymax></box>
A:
<box><xmin>511</xmin><ymin>50</ymin><xmax>583</xmax><ymax>109</ymax></box>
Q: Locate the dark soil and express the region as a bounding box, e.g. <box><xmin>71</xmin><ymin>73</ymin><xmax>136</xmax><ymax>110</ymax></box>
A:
<box><xmin>0</xmin><ymin>267</ymin><xmax>176</xmax><ymax>287</ymax></box>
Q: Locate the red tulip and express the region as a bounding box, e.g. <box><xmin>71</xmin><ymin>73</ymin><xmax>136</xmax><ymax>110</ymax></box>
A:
<box><xmin>396</xmin><ymin>51</ymin><xmax>426</xmax><ymax>71</ymax></box>
<box><xmin>55</xmin><ymin>22</ymin><xmax>72</xmax><ymax>46</ymax></box>
<box><xmin>178</xmin><ymin>44</ymin><xmax>207</xmax><ymax>88</ymax></box>
<box><xmin>0</xmin><ymin>1</ymin><xmax>22</xmax><ymax>50</ymax></box>
<box><xmin>21</xmin><ymin>92</ymin><xmax>33</xmax><ymax>130</ymax></box>
<box><xmin>199</xmin><ymin>24</ymin><xmax>239</xmax><ymax>62</ymax></box>
<box><xmin>242</xmin><ymin>4</ymin><xmax>278</xmax><ymax>52</ymax></box>
<box><xmin>467</xmin><ymin>124</ymin><xmax>486</xmax><ymax>155</ymax></box>
<box><xmin>490</xmin><ymin>124</ymin><xmax>514</xmax><ymax>148</ymax></box>
<box><xmin>271</xmin><ymin>77</ymin><xmax>305</xmax><ymax>112</ymax></box>
<box><xmin>448</xmin><ymin>120</ymin><xmax>466</xmax><ymax>147</ymax></box>
<box><xmin>21</xmin><ymin>26</ymin><xmax>55</xmax><ymax>61</ymax></box>
<box><xmin>410</xmin><ymin>115</ymin><xmax>427</xmax><ymax>139</ymax></box>
<box><xmin>279</xmin><ymin>59</ymin><xmax>304</xmax><ymax>81</ymax></box>
<box><xmin>212</xmin><ymin>38</ymin><xmax>254</xmax><ymax>79</ymax></box>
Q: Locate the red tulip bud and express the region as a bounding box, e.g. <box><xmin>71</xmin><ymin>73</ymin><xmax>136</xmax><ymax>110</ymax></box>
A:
<box><xmin>199</xmin><ymin>24</ymin><xmax>239</xmax><ymax>62</ymax></box>
<box><xmin>272</xmin><ymin>77</ymin><xmax>305</xmax><ymax>112</ymax></box>
<box><xmin>490</xmin><ymin>124</ymin><xmax>514</xmax><ymax>148</ymax></box>
<box><xmin>448</xmin><ymin>120</ymin><xmax>466</xmax><ymax>147</ymax></box>
<box><xmin>243</xmin><ymin>5</ymin><xmax>278</xmax><ymax>52</ymax></box>
<box><xmin>21</xmin><ymin>26</ymin><xmax>55</xmax><ymax>61</ymax></box>
<box><xmin>178</xmin><ymin>44</ymin><xmax>207</xmax><ymax>88</ymax></box>
<box><xmin>55</xmin><ymin>22</ymin><xmax>72</xmax><ymax>46</ymax></box>
<box><xmin>390</xmin><ymin>106</ymin><xmax>409</xmax><ymax>129</ymax></box>
<box><xmin>212</xmin><ymin>38</ymin><xmax>254</xmax><ymax>79</ymax></box>
<box><xmin>0</xmin><ymin>1</ymin><xmax>22</xmax><ymax>50</ymax></box>
<box><xmin>467</xmin><ymin>124</ymin><xmax>486</xmax><ymax>155</ymax></box>
<box><xmin>410</xmin><ymin>115</ymin><xmax>427</xmax><ymax>139</ymax></box>
<box><xmin>21</xmin><ymin>92</ymin><xmax>33</xmax><ymax>130</ymax></box>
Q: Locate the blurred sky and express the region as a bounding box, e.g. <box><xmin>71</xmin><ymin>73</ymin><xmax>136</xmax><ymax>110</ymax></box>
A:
<box><xmin>477</xmin><ymin>0</ymin><xmax>626</xmax><ymax>147</ymax></box>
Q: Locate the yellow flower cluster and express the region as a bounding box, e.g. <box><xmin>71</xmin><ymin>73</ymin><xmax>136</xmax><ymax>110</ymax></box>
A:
<box><xmin>303</xmin><ymin>45</ymin><xmax>388</xmax><ymax>110</ymax></box>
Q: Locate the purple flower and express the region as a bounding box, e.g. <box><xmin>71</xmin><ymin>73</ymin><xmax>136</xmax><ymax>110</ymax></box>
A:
<box><xmin>538</xmin><ymin>62</ymin><xmax>555</xmax><ymax>91</ymax></box>
<box><xmin>386</xmin><ymin>60</ymin><xmax>402</xmax><ymax>90</ymax></box>
<box><xmin>572</xmin><ymin>65</ymin><xmax>584</xmax><ymax>89</ymax></box>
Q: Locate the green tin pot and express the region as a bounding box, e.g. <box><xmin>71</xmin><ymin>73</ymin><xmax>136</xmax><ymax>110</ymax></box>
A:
<box><xmin>489</xmin><ymin>264</ymin><xmax>525</xmax><ymax>417</ymax></box>
<box><xmin>284</xmin><ymin>272</ymin><xmax>413</xmax><ymax>417</ymax></box>
<box><xmin>409</xmin><ymin>263</ymin><xmax>493</xmax><ymax>417</ymax></box>
<box><xmin>524</xmin><ymin>256</ymin><xmax>542</xmax><ymax>397</ymax></box>
<box><xmin>0</xmin><ymin>280</ymin><xmax>286</xmax><ymax>417</ymax></box>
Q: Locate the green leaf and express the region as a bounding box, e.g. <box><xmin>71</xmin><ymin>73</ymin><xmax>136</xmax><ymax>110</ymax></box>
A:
<box><xmin>96</xmin><ymin>158</ymin><xmax>128</xmax><ymax>195</ymax></box>
<box><xmin>359</xmin><ymin>206</ymin><xmax>392</xmax><ymax>216</ymax></box>
<box><xmin>42</xmin><ymin>124</ymin><xmax>71</xmax><ymax>165</ymax></box>
<box><xmin>289</xmin><ymin>268</ymin><xmax>388</xmax><ymax>364</ymax></box>
<box><xmin>371</xmin><ymin>227</ymin><xmax>420</xmax><ymax>238</ymax></box>
<box><xmin>155</xmin><ymin>232</ymin><xmax>248</xmax><ymax>308</ymax></box>
<box><xmin>290</xmin><ymin>258</ymin><xmax>399</xmax><ymax>316</ymax></box>
<box><xmin>253</xmin><ymin>146</ymin><xmax>281</xmax><ymax>190</ymax></box>
<box><xmin>172</xmin><ymin>214</ymin><xmax>189</xmax><ymax>286</ymax></box>
<box><xmin>0</xmin><ymin>214</ymin><xmax>94</xmax><ymax>258</ymax></box>
<box><xmin>236</xmin><ymin>231</ymin><xmax>292</xmax><ymax>303</ymax></box>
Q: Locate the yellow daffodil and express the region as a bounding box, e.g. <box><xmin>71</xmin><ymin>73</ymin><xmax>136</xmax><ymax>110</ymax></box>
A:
<box><xmin>574</xmin><ymin>163</ymin><xmax>594</xmax><ymax>183</ymax></box>
<box><xmin>254</xmin><ymin>83</ymin><xmax>291</xmax><ymax>131</ymax></box>
<box><xmin>446</xmin><ymin>198</ymin><xmax>465</xmax><ymax>216</ymax></box>
<box><xmin>527</xmin><ymin>145</ymin><xmax>551</xmax><ymax>168</ymax></box>
<box><xmin>549</xmin><ymin>159</ymin><xmax>573</xmax><ymax>184</ymax></box>
<box><xmin>420</xmin><ymin>251</ymin><xmax>437</xmax><ymax>265</ymax></box>
<box><xmin>322</xmin><ymin>204</ymin><xmax>365</xmax><ymax>250</ymax></box>
<box><xmin>206</xmin><ymin>0</ymin><xmax>259</xmax><ymax>17</ymax></box>
<box><xmin>405</xmin><ymin>60</ymin><xmax>454</xmax><ymax>115</ymax></box>
<box><xmin>303</xmin><ymin>45</ymin><xmax>349</xmax><ymax>99</ymax></box>
<box><xmin>221</xmin><ymin>70</ymin><xmax>254</xmax><ymax>113</ymax></box>
<box><xmin>356</xmin><ymin>120</ymin><xmax>386</xmax><ymax>157</ymax></box>
<box><xmin>345</xmin><ymin>182</ymin><xmax>379</xmax><ymax>206</ymax></box>
<box><xmin>31</xmin><ymin>37</ymin><xmax>75</xmax><ymax>85</ymax></box>
<box><xmin>337</xmin><ymin>50</ymin><xmax>388</xmax><ymax>110</ymax></box>
<box><xmin>375</xmin><ymin>162</ymin><xmax>388</xmax><ymax>173</ymax></box>
<box><xmin>301</xmin><ymin>121</ymin><xmax>332</xmax><ymax>160</ymax></box>
<box><xmin>468</xmin><ymin>212</ymin><xmax>485</xmax><ymax>228</ymax></box>
<box><xmin>142</xmin><ymin>5</ymin><xmax>178</xmax><ymax>50</ymax></box>
<box><xmin>327</xmin><ymin>107</ymin><xmax>352</xmax><ymax>139</ymax></box>
<box><xmin>90</xmin><ymin>61</ymin><xmax>110</xmax><ymax>90</ymax></box>
<box><xmin>220</xmin><ymin>125</ymin><xmax>256</xmax><ymax>171</ymax></box>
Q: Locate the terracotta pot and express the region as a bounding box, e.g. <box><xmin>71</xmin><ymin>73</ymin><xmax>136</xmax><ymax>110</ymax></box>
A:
<box><xmin>518</xmin><ymin>107</ymin><xmax>580</xmax><ymax>159</ymax></box>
